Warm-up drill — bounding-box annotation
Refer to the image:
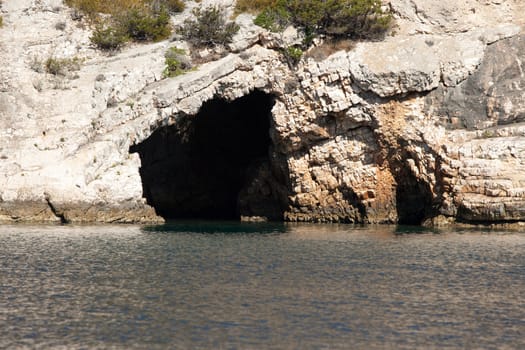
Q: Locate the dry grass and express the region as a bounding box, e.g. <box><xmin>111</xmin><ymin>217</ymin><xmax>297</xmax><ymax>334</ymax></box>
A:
<box><xmin>305</xmin><ymin>39</ymin><xmax>356</xmax><ymax>61</ymax></box>
<box><xmin>65</xmin><ymin>0</ymin><xmax>145</xmax><ymax>17</ymax></box>
<box><xmin>234</xmin><ymin>0</ymin><xmax>277</xmax><ymax>14</ymax></box>
<box><xmin>64</xmin><ymin>0</ymin><xmax>184</xmax><ymax>17</ymax></box>
<box><xmin>44</xmin><ymin>56</ymin><xmax>82</xmax><ymax>76</ymax></box>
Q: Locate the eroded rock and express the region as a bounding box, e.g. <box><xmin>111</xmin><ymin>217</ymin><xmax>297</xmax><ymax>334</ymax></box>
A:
<box><xmin>1</xmin><ymin>0</ymin><xmax>525</xmax><ymax>225</ymax></box>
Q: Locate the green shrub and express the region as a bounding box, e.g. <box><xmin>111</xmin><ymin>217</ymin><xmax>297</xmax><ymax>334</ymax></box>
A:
<box><xmin>44</xmin><ymin>57</ymin><xmax>82</xmax><ymax>76</ymax></box>
<box><xmin>89</xmin><ymin>7</ymin><xmax>170</xmax><ymax>49</ymax></box>
<box><xmin>45</xmin><ymin>58</ymin><xmax>64</xmax><ymax>75</ymax></box>
<box><xmin>65</xmin><ymin>0</ymin><xmax>185</xmax><ymax>17</ymax></box>
<box><xmin>253</xmin><ymin>4</ymin><xmax>289</xmax><ymax>32</ymax></box>
<box><xmin>249</xmin><ymin>0</ymin><xmax>392</xmax><ymax>67</ymax></box>
<box><xmin>163</xmin><ymin>47</ymin><xmax>191</xmax><ymax>77</ymax></box>
<box><xmin>91</xmin><ymin>24</ymin><xmax>128</xmax><ymax>50</ymax></box>
<box><xmin>117</xmin><ymin>7</ymin><xmax>171</xmax><ymax>41</ymax></box>
<box><xmin>0</xmin><ymin>16</ymin><xmax>3</xmax><ymax>28</ymax></box>
<box><xmin>180</xmin><ymin>7</ymin><xmax>240</xmax><ymax>47</ymax></box>
<box><xmin>67</xmin><ymin>0</ymin><xmax>182</xmax><ymax>49</ymax></box>
<box><xmin>283</xmin><ymin>45</ymin><xmax>303</xmax><ymax>65</ymax></box>
<box><xmin>254</xmin><ymin>0</ymin><xmax>392</xmax><ymax>41</ymax></box>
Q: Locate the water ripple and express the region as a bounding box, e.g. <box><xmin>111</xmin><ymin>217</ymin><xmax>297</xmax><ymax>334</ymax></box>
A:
<box><xmin>0</xmin><ymin>224</ymin><xmax>523</xmax><ymax>349</ymax></box>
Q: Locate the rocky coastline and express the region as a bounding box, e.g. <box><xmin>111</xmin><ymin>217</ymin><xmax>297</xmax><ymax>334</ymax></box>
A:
<box><xmin>1</xmin><ymin>0</ymin><xmax>525</xmax><ymax>226</ymax></box>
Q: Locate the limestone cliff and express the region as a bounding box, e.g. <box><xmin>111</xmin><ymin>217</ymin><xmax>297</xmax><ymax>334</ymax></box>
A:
<box><xmin>1</xmin><ymin>0</ymin><xmax>524</xmax><ymax>225</ymax></box>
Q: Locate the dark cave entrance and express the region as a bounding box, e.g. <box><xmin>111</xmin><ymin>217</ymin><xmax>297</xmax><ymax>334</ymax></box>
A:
<box><xmin>395</xmin><ymin>171</ymin><xmax>433</xmax><ymax>225</ymax></box>
<box><xmin>130</xmin><ymin>91</ymin><xmax>286</xmax><ymax>221</ymax></box>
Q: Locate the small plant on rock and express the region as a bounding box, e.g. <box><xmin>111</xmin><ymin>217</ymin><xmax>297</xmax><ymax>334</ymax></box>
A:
<box><xmin>44</xmin><ymin>56</ymin><xmax>82</xmax><ymax>76</ymax></box>
<box><xmin>91</xmin><ymin>24</ymin><xmax>128</xmax><ymax>50</ymax></box>
<box><xmin>253</xmin><ymin>4</ymin><xmax>289</xmax><ymax>32</ymax></box>
<box><xmin>179</xmin><ymin>7</ymin><xmax>240</xmax><ymax>47</ymax></box>
<box><xmin>283</xmin><ymin>46</ymin><xmax>303</xmax><ymax>65</ymax></box>
<box><xmin>163</xmin><ymin>47</ymin><xmax>192</xmax><ymax>77</ymax></box>
<box><xmin>30</xmin><ymin>56</ymin><xmax>45</xmax><ymax>73</ymax></box>
<box><xmin>117</xmin><ymin>7</ymin><xmax>171</xmax><ymax>41</ymax></box>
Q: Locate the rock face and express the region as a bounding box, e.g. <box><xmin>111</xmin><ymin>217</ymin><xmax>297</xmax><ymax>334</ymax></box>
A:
<box><xmin>0</xmin><ymin>0</ymin><xmax>524</xmax><ymax>225</ymax></box>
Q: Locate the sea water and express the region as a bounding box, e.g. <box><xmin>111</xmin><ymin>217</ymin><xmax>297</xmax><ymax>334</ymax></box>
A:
<box><xmin>0</xmin><ymin>223</ymin><xmax>523</xmax><ymax>349</ymax></box>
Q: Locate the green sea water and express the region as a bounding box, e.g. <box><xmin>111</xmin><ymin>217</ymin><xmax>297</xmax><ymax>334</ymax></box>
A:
<box><xmin>0</xmin><ymin>223</ymin><xmax>523</xmax><ymax>349</ymax></box>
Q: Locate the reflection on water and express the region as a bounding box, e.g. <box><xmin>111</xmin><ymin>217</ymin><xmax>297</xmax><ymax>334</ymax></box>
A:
<box><xmin>144</xmin><ymin>220</ymin><xmax>288</xmax><ymax>234</ymax></box>
<box><xmin>0</xmin><ymin>223</ymin><xmax>523</xmax><ymax>349</ymax></box>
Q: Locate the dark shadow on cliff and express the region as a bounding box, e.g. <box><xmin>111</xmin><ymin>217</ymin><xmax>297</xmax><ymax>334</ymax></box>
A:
<box><xmin>395</xmin><ymin>165</ymin><xmax>433</xmax><ymax>225</ymax></box>
<box><xmin>130</xmin><ymin>91</ymin><xmax>288</xmax><ymax>221</ymax></box>
<box><xmin>341</xmin><ymin>184</ymin><xmax>368</xmax><ymax>223</ymax></box>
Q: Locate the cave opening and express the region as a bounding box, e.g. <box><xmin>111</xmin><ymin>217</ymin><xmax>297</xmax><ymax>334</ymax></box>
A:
<box><xmin>130</xmin><ymin>90</ymin><xmax>286</xmax><ymax>221</ymax></box>
<box><xmin>395</xmin><ymin>171</ymin><xmax>433</xmax><ymax>225</ymax></box>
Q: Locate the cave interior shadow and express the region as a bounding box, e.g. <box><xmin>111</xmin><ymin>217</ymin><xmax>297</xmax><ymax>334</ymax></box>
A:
<box><xmin>130</xmin><ymin>90</ymin><xmax>286</xmax><ymax>221</ymax></box>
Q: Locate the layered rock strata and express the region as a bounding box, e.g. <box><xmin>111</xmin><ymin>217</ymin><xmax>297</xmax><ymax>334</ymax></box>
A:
<box><xmin>0</xmin><ymin>0</ymin><xmax>524</xmax><ymax>225</ymax></box>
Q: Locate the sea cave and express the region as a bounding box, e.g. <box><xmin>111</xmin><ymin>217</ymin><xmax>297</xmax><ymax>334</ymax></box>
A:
<box><xmin>130</xmin><ymin>90</ymin><xmax>286</xmax><ymax>221</ymax></box>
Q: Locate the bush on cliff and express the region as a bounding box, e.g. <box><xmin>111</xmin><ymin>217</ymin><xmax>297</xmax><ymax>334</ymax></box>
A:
<box><xmin>283</xmin><ymin>45</ymin><xmax>303</xmax><ymax>65</ymax></box>
<box><xmin>117</xmin><ymin>7</ymin><xmax>171</xmax><ymax>41</ymax></box>
<box><xmin>65</xmin><ymin>0</ymin><xmax>185</xmax><ymax>18</ymax></box>
<box><xmin>90</xmin><ymin>24</ymin><xmax>128</xmax><ymax>50</ymax></box>
<box><xmin>245</xmin><ymin>0</ymin><xmax>392</xmax><ymax>40</ymax></box>
<box><xmin>90</xmin><ymin>8</ymin><xmax>171</xmax><ymax>49</ymax></box>
<box><xmin>163</xmin><ymin>47</ymin><xmax>192</xmax><ymax>77</ymax></box>
<box><xmin>240</xmin><ymin>0</ymin><xmax>392</xmax><ymax>65</ymax></box>
<box><xmin>44</xmin><ymin>56</ymin><xmax>82</xmax><ymax>76</ymax></box>
<box><xmin>179</xmin><ymin>7</ymin><xmax>240</xmax><ymax>48</ymax></box>
<box><xmin>65</xmin><ymin>0</ymin><xmax>184</xmax><ymax>49</ymax></box>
